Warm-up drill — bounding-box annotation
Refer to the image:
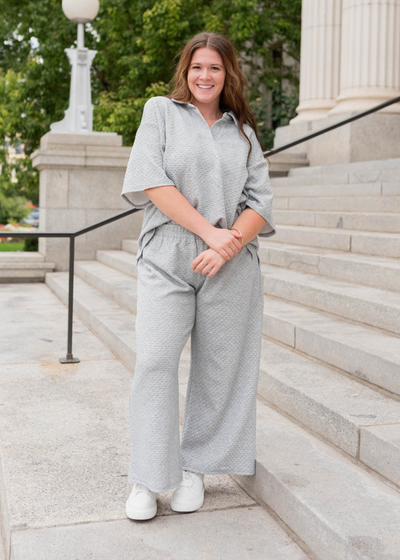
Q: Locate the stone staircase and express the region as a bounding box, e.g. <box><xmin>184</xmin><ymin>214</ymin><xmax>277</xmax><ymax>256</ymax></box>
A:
<box><xmin>0</xmin><ymin>251</ymin><xmax>55</xmax><ymax>282</ymax></box>
<box><xmin>45</xmin><ymin>157</ymin><xmax>400</xmax><ymax>560</ymax></box>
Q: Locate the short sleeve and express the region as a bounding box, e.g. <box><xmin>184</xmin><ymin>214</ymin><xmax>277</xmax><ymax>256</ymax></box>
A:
<box><xmin>243</xmin><ymin>129</ymin><xmax>276</xmax><ymax>237</ymax></box>
<box><xmin>121</xmin><ymin>97</ymin><xmax>176</xmax><ymax>209</ymax></box>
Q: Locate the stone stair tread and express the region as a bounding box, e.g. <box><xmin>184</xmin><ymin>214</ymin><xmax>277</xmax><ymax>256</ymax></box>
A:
<box><xmin>263</xmin><ymin>294</ymin><xmax>400</xmax><ymax>397</ymax></box>
<box><xmin>286</xmin><ymin>156</ymin><xmax>400</xmax><ymax>176</ymax></box>
<box><xmin>271</xmin><ymin>173</ymin><xmax>352</xmax><ymax>186</ymax></box>
<box><xmin>96</xmin><ymin>249</ymin><xmax>136</xmax><ymax>263</ymax></box>
<box><xmin>266</xmin><ymin>223</ymin><xmax>400</xmax><ymax>239</ymax></box>
<box><xmin>120</xmin><ymin>239</ymin><xmax>138</xmax><ymax>253</ymax></box>
<box><xmin>76</xmin><ymin>259</ymin><xmax>136</xmax><ymax>288</ymax></box>
<box><xmin>258</xmin><ymin>335</ymin><xmax>400</xmax><ymax>458</ymax></box>
<box><xmin>0</xmin><ymin>262</ymin><xmax>55</xmax><ymax>269</ymax></box>
<box><xmin>74</xmin><ymin>259</ymin><xmax>137</xmax><ymax>313</ymax></box>
<box><xmin>95</xmin><ymin>248</ymin><xmax>137</xmax><ymax>277</ymax></box>
<box><xmin>274</xmin><ymin>196</ymin><xmax>400</xmax><ymax>213</ymax></box>
<box><xmin>259</xmin><ymin>239</ymin><xmax>400</xmax><ymax>265</ymax></box>
<box><xmin>276</xmin><ymin>208</ymin><xmax>400</xmax><ymax>216</ymax></box>
<box><xmin>237</xmin><ymin>396</ymin><xmax>400</xmax><ymax>560</ymax></box>
<box><xmin>263</xmin><ymin>294</ymin><xmax>400</xmax><ymax>363</ymax></box>
<box><xmin>260</xmin><ymin>263</ymin><xmax>400</xmax><ymax>309</ymax></box>
<box><xmin>0</xmin><ymin>251</ymin><xmax>46</xmax><ymax>262</ymax></box>
<box><xmin>46</xmin><ymin>271</ymin><xmax>138</xmax><ymax>352</ymax></box>
<box><xmin>273</xmin><ymin>182</ymin><xmax>383</xmax><ymax>197</ymax></box>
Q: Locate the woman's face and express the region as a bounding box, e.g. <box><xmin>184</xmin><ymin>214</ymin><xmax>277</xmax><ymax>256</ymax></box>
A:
<box><xmin>187</xmin><ymin>47</ymin><xmax>226</xmax><ymax>107</ymax></box>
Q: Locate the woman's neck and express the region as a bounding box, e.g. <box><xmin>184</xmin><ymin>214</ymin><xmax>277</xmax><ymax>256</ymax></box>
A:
<box><xmin>190</xmin><ymin>98</ymin><xmax>222</xmax><ymax>120</ymax></box>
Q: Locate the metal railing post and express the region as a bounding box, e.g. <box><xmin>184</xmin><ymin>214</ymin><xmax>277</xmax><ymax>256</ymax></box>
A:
<box><xmin>60</xmin><ymin>235</ymin><xmax>80</xmax><ymax>363</ymax></box>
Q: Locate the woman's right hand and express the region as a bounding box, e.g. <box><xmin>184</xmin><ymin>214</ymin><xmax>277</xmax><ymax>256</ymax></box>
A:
<box><xmin>202</xmin><ymin>227</ymin><xmax>243</xmax><ymax>260</ymax></box>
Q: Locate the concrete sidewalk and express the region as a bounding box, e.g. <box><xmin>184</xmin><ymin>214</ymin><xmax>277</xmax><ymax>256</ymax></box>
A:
<box><xmin>0</xmin><ymin>283</ymin><xmax>310</xmax><ymax>560</ymax></box>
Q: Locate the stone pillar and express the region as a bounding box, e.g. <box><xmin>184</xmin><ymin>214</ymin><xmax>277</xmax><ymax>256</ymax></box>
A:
<box><xmin>31</xmin><ymin>132</ymin><xmax>143</xmax><ymax>271</ymax></box>
<box><xmin>273</xmin><ymin>0</ymin><xmax>400</xmax><ymax>165</ymax></box>
<box><xmin>291</xmin><ymin>0</ymin><xmax>342</xmax><ymax>123</ymax></box>
<box><xmin>329</xmin><ymin>0</ymin><xmax>400</xmax><ymax>115</ymax></box>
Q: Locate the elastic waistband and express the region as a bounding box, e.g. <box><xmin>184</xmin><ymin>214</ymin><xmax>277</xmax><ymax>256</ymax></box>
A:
<box><xmin>155</xmin><ymin>222</ymin><xmax>201</xmax><ymax>240</ymax></box>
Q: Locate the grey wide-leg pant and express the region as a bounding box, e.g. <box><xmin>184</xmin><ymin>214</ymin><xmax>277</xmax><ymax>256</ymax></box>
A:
<box><xmin>128</xmin><ymin>222</ymin><xmax>264</xmax><ymax>493</ymax></box>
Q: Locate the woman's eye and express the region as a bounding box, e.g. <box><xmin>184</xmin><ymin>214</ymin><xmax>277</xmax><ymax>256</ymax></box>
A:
<box><xmin>192</xmin><ymin>66</ymin><xmax>220</xmax><ymax>70</ymax></box>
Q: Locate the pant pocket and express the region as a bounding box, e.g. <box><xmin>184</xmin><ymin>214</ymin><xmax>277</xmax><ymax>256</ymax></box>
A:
<box><xmin>137</xmin><ymin>229</ymin><xmax>157</xmax><ymax>265</ymax></box>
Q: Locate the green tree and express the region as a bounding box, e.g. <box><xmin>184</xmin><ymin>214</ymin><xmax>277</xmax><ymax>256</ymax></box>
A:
<box><xmin>0</xmin><ymin>0</ymin><xmax>301</xmax><ymax>208</ymax></box>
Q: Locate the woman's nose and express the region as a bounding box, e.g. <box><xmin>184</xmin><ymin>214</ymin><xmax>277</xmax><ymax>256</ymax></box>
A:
<box><xmin>200</xmin><ymin>70</ymin><xmax>211</xmax><ymax>80</ymax></box>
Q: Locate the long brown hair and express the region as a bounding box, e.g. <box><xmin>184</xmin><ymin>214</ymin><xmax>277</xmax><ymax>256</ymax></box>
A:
<box><xmin>165</xmin><ymin>31</ymin><xmax>270</xmax><ymax>167</ymax></box>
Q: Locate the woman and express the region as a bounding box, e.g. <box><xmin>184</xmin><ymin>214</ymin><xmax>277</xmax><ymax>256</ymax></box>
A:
<box><xmin>121</xmin><ymin>31</ymin><xmax>276</xmax><ymax>521</ymax></box>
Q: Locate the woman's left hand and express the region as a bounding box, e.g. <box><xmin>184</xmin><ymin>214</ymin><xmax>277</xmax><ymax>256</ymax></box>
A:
<box><xmin>191</xmin><ymin>248</ymin><xmax>227</xmax><ymax>277</ymax></box>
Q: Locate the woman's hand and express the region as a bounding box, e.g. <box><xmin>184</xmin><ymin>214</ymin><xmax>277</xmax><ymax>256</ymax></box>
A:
<box><xmin>191</xmin><ymin>248</ymin><xmax>227</xmax><ymax>277</ymax></box>
<box><xmin>201</xmin><ymin>227</ymin><xmax>243</xmax><ymax>260</ymax></box>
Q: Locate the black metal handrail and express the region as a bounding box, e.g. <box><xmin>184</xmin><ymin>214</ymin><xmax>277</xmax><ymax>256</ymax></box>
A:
<box><xmin>264</xmin><ymin>95</ymin><xmax>400</xmax><ymax>156</ymax></box>
<box><xmin>8</xmin><ymin>94</ymin><xmax>400</xmax><ymax>363</ymax></box>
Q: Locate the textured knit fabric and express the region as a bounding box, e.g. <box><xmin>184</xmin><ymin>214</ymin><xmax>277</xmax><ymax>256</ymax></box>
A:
<box><xmin>128</xmin><ymin>222</ymin><xmax>264</xmax><ymax>492</ymax></box>
<box><xmin>121</xmin><ymin>95</ymin><xmax>276</xmax><ymax>264</ymax></box>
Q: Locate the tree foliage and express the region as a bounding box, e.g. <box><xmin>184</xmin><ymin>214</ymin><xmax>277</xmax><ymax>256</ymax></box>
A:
<box><xmin>0</xmin><ymin>0</ymin><xmax>301</xmax><ymax>210</ymax></box>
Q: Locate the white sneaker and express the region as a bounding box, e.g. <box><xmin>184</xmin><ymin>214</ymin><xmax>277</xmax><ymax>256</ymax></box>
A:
<box><xmin>126</xmin><ymin>482</ymin><xmax>157</xmax><ymax>520</ymax></box>
<box><xmin>170</xmin><ymin>470</ymin><xmax>205</xmax><ymax>512</ymax></box>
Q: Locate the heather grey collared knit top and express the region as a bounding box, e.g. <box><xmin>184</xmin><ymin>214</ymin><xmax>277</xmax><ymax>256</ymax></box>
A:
<box><xmin>121</xmin><ymin>95</ymin><xmax>276</xmax><ymax>263</ymax></box>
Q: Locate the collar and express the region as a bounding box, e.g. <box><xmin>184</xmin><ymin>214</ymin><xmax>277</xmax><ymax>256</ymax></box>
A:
<box><xmin>170</xmin><ymin>97</ymin><xmax>238</xmax><ymax>126</ymax></box>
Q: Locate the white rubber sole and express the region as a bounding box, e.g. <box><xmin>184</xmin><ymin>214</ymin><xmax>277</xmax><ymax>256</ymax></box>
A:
<box><xmin>170</xmin><ymin>487</ymin><xmax>205</xmax><ymax>512</ymax></box>
<box><xmin>126</xmin><ymin>500</ymin><xmax>157</xmax><ymax>520</ymax></box>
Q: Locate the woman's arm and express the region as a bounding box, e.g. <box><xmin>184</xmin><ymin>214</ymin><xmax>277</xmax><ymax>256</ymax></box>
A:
<box><xmin>144</xmin><ymin>185</ymin><xmax>214</xmax><ymax>241</ymax></box>
<box><xmin>144</xmin><ymin>185</ymin><xmax>242</xmax><ymax>260</ymax></box>
<box><xmin>230</xmin><ymin>207</ymin><xmax>267</xmax><ymax>246</ymax></box>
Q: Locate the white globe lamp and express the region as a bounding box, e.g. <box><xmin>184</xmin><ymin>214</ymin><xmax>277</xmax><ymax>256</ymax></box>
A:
<box><xmin>50</xmin><ymin>0</ymin><xmax>100</xmax><ymax>133</ymax></box>
<box><xmin>62</xmin><ymin>0</ymin><xmax>100</xmax><ymax>23</ymax></box>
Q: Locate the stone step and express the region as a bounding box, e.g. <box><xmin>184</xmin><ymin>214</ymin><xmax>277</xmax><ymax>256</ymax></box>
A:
<box><xmin>261</xmin><ymin>264</ymin><xmax>400</xmax><ymax>335</ymax></box>
<box><xmin>263</xmin><ymin>224</ymin><xmax>400</xmax><ymax>258</ymax></box>
<box><xmin>285</xmin><ymin>156</ymin><xmax>400</xmax><ymax>178</ymax></box>
<box><xmin>45</xmin><ymin>271</ymin><xmax>142</xmax><ymax>368</ymax></box>
<box><xmin>257</xmin><ymin>336</ymin><xmax>400</xmax><ymax>460</ymax></box>
<box><xmin>0</xmin><ymin>251</ymin><xmax>45</xmax><ymax>262</ymax></box>
<box><xmin>0</xmin><ymin>252</ymin><xmax>55</xmax><ymax>282</ymax></box>
<box><xmin>272</xmin><ymin>172</ymin><xmax>354</xmax><ymax>187</ymax></box>
<box><xmin>96</xmin><ymin>248</ymin><xmax>137</xmax><ymax>277</ymax></box>
<box><xmin>75</xmin><ymin>259</ymin><xmax>138</xmax><ymax>313</ymax></box>
<box><xmin>231</xmin><ymin>396</ymin><xmax>400</xmax><ymax>560</ymax></box>
<box><xmin>273</xmin><ymin>209</ymin><xmax>400</xmax><ymax>233</ymax></box>
<box><xmin>121</xmin><ymin>238</ymin><xmax>138</xmax><ymax>256</ymax></box>
<box><xmin>258</xmin><ymin>241</ymin><xmax>400</xmax><ymax>292</ymax></box>
<box><xmin>273</xmin><ymin>182</ymin><xmax>384</xmax><ymax>198</ymax></box>
<box><xmin>262</xmin><ymin>295</ymin><xmax>400</xmax><ymax>397</ymax></box>
<box><xmin>45</xmin><ymin>270</ymin><xmax>400</xmax><ymax>560</ymax></box>
<box><xmin>273</xmin><ymin>195</ymin><xmax>400</xmax><ymax>213</ymax></box>
<box><xmin>47</xmin><ymin>266</ymin><xmax>400</xmax><ymax>485</ymax></box>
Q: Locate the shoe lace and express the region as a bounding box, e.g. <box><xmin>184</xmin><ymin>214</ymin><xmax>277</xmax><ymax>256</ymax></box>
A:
<box><xmin>181</xmin><ymin>470</ymin><xmax>198</xmax><ymax>488</ymax></box>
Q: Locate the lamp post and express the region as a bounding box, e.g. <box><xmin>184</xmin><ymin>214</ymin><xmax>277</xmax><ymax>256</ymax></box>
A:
<box><xmin>50</xmin><ymin>0</ymin><xmax>100</xmax><ymax>134</ymax></box>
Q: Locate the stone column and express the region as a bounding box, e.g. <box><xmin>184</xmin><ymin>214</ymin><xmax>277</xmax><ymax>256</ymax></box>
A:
<box><xmin>329</xmin><ymin>0</ymin><xmax>400</xmax><ymax>115</ymax></box>
<box><xmin>31</xmin><ymin>132</ymin><xmax>143</xmax><ymax>271</ymax></box>
<box><xmin>291</xmin><ymin>0</ymin><xmax>342</xmax><ymax>122</ymax></box>
<box><xmin>273</xmin><ymin>0</ymin><xmax>400</xmax><ymax>165</ymax></box>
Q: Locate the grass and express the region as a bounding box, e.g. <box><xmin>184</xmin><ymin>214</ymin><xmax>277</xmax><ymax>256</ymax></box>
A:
<box><xmin>0</xmin><ymin>242</ymin><xmax>26</xmax><ymax>252</ymax></box>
